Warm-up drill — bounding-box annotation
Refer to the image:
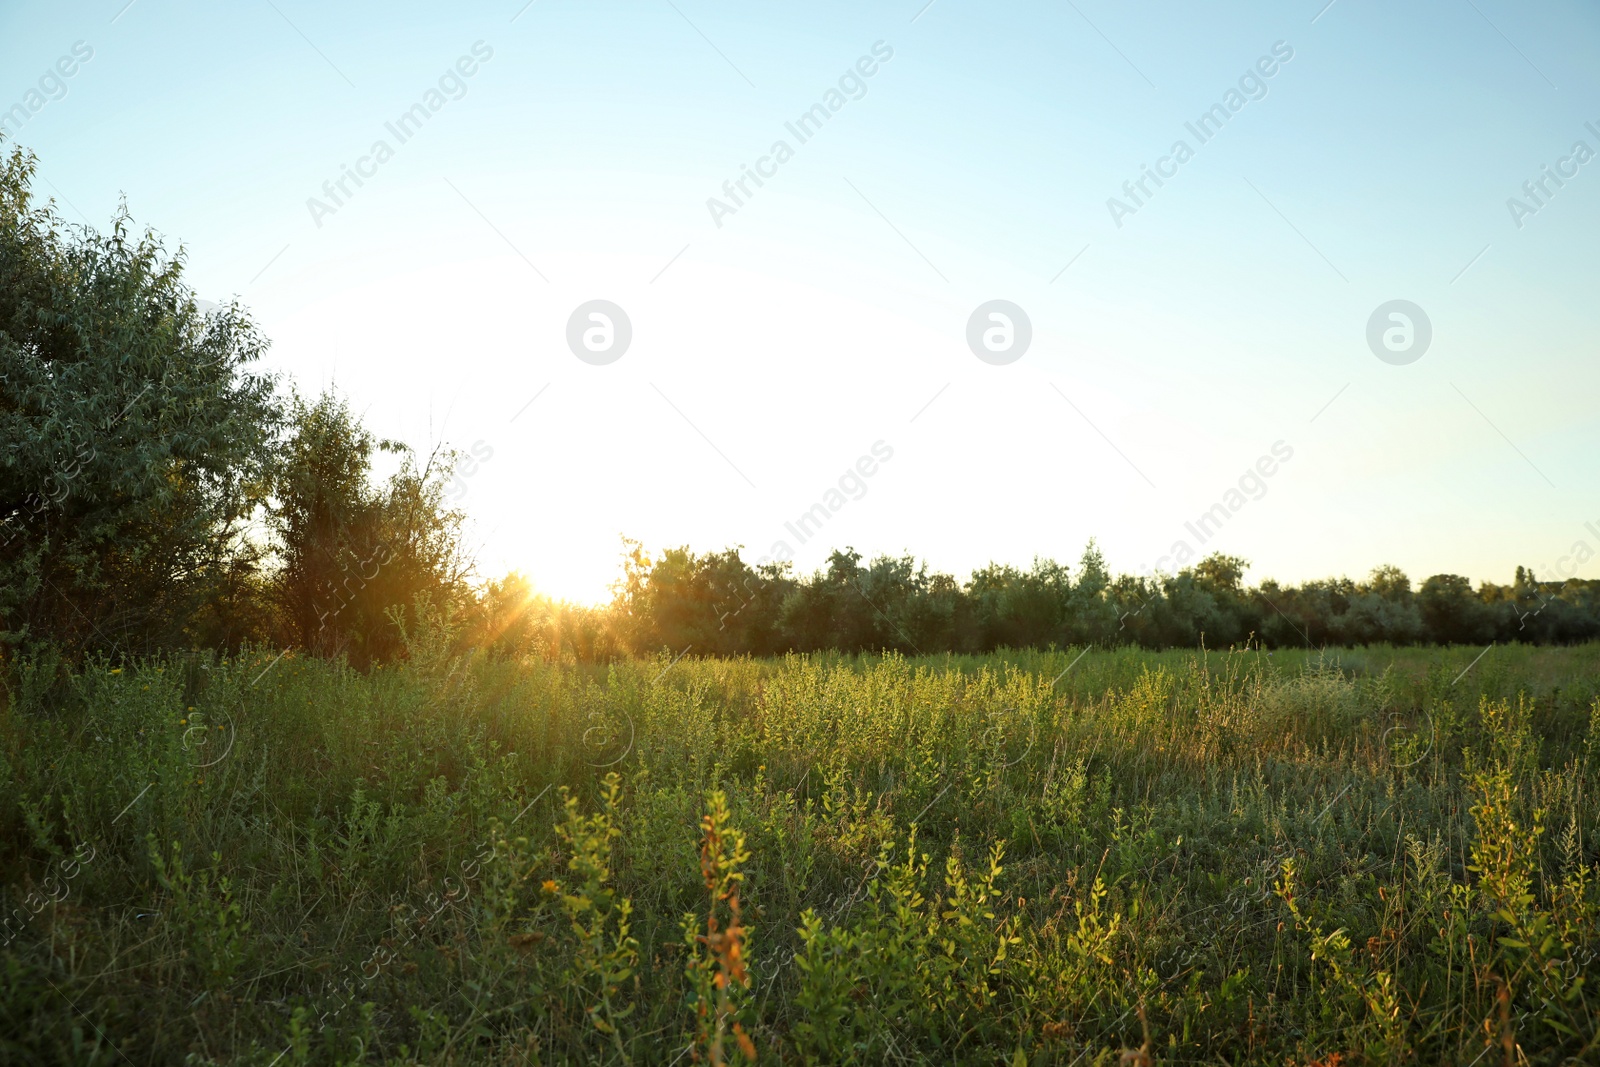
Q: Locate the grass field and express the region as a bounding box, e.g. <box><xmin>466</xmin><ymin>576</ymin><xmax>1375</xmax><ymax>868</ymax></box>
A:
<box><xmin>2</xmin><ymin>640</ymin><xmax>1598</xmax><ymax>1065</ymax></box>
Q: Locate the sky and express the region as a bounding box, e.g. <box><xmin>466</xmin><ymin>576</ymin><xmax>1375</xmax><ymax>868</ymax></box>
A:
<box><xmin>4</xmin><ymin>0</ymin><xmax>1598</xmax><ymax>603</ymax></box>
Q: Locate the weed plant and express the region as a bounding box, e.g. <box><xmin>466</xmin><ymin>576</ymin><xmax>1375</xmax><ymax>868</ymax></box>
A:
<box><xmin>2</xmin><ymin>639</ymin><xmax>1597</xmax><ymax>1064</ymax></box>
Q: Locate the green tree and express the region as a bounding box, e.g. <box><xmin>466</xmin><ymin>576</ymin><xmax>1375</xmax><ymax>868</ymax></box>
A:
<box><xmin>1418</xmin><ymin>573</ymin><xmax>1495</xmax><ymax>645</ymax></box>
<box><xmin>1067</xmin><ymin>540</ymin><xmax>1118</xmax><ymax>646</ymax></box>
<box><xmin>0</xmin><ymin>143</ymin><xmax>279</xmax><ymax>653</ymax></box>
<box><xmin>268</xmin><ymin>390</ymin><xmax>471</xmax><ymax>666</ymax></box>
<box><xmin>967</xmin><ymin>558</ymin><xmax>1070</xmax><ymax>650</ymax></box>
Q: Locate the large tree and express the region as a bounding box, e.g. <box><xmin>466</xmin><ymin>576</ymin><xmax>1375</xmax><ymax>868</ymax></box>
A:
<box><xmin>0</xmin><ymin>143</ymin><xmax>279</xmax><ymax>653</ymax></box>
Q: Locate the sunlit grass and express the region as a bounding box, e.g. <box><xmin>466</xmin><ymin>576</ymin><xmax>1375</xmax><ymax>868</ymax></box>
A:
<box><xmin>1</xmin><ymin>641</ymin><xmax>1596</xmax><ymax>1064</ymax></box>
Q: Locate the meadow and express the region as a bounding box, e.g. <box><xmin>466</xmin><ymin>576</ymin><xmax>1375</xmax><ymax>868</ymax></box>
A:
<box><xmin>2</xmin><ymin>637</ymin><xmax>1597</xmax><ymax>1065</ymax></box>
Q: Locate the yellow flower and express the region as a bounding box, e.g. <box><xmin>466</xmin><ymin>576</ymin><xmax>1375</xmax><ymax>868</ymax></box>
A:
<box><xmin>110</xmin><ymin>668</ymin><xmax>122</xmax><ymax>674</ymax></box>
<box><xmin>541</xmin><ymin>879</ymin><xmax>559</xmax><ymax>893</ymax></box>
<box><xmin>179</xmin><ymin>719</ymin><xmax>187</xmax><ymax>725</ymax></box>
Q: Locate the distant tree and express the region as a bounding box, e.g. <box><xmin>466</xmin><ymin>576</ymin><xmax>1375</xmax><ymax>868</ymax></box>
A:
<box><xmin>1254</xmin><ymin>579</ymin><xmax>1317</xmax><ymax>649</ymax></box>
<box><xmin>1106</xmin><ymin>572</ymin><xmax>1166</xmax><ymax>648</ymax></box>
<box><xmin>1067</xmin><ymin>540</ymin><xmax>1118</xmax><ymax>646</ymax></box>
<box><xmin>611</xmin><ymin>543</ymin><xmax>784</xmax><ymax>657</ymax></box>
<box><xmin>473</xmin><ymin>572</ymin><xmax>544</xmax><ymax>658</ymax></box>
<box><xmin>857</xmin><ymin>553</ymin><xmax>956</xmax><ymax>654</ymax></box>
<box><xmin>1193</xmin><ymin>553</ymin><xmax>1248</xmax><ymax>593</ymax></box>
<box><xmin>1418</xmin><ymin>574</ymin><xmax>1495</xmax><ymax>646</ymax></box>
<box><xmin>599</xmin><ymin>538</ymin><xmax>1600</xmax><ymax>658</ymax></box>
<box><xmin>1343</xmin><ymin>566</ymin><xmax>1423</xmax><ymax>645</ymax></box>
<box><xmin>1185</xmin><ymin>553</ymin><xmax>1257</xmax><ymax>647</ymax></box>
<box><xmin>0</xmin><ymin>143</ymin><xmax>280</xmax><ymax>653</ymax></box>
<box><xmin>470</xmin><ymin>572</ymin><xmax>629</xmax><ymax>663</ymax></box>
<box><xmin>967</xmin><ymin>563</ymin><xmax>1026</xmax><ymax>649</ymax></box>
<box><xmin>968</xmin><ymin>559</ymin><xmax>1070</xmax><ymax>650</ymax></box>
<box><xmin>780</xmin><ymin>549</ymin><xmax>872</xmax><ymax>652</ymax></box>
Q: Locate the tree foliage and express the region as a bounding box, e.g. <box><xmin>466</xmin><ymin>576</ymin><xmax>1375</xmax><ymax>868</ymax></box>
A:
<box><xmin>0</xmin><ymin>143</ymin><xmax>278</xmax><ymax>652</ymax></box>
<box><xmin>583</xmin><ymin>542</ymin><xmax>1600</xmax><ymax>660</ymax></box>
<box><xmin>1</xmin><ymin>144</ymin><xmax>473</xmax><ymax>664</ymax></box>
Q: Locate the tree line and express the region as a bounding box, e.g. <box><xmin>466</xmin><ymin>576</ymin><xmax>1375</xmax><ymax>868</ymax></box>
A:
<box><xmin>595</xmin><ymin>544</ymin><xmax>1600</xmax><ymax>658</ymax></box>
<box><xmin>5</xmin><ymin>140</ymin><xmax>1597</xmax><ymax>665</ymax></box>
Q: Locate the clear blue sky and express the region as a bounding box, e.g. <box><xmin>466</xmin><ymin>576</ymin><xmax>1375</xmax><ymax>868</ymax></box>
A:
<box><xmin>5</xmin><ymin>0</ymin><xmax>1598</xmax><ymax>600</ymax></box>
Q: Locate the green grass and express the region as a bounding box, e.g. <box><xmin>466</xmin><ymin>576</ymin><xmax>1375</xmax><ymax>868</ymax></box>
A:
<box><xmin>2</xmin><ymin>640</ymin><xmax>1597</xmax><ymax>1065</ymax></box>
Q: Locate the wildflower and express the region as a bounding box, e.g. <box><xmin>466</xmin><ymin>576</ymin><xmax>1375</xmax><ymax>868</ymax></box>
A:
<box><xmin>110</xmin><ymin>668</ymin><xmax>122</xmax><ymax>675</ymax></box>
<box><xmin>541</xmin><ymin>879</ymin><xmax>559</xmax><ymax>893</ymax></box>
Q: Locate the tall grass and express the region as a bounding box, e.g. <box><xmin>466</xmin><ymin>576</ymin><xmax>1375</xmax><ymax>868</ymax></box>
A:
<box><xmin>2</xmin><ymin>639</ymin><xmax>1596</xmax><ymax>1064</ymax></box>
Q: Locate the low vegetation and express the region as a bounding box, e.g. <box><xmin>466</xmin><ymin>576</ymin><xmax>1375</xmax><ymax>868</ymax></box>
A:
<box><xmin>3</xmin><ymin>640</ymin><xmax>1597</xmax><ymax>1064</ymax></box>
